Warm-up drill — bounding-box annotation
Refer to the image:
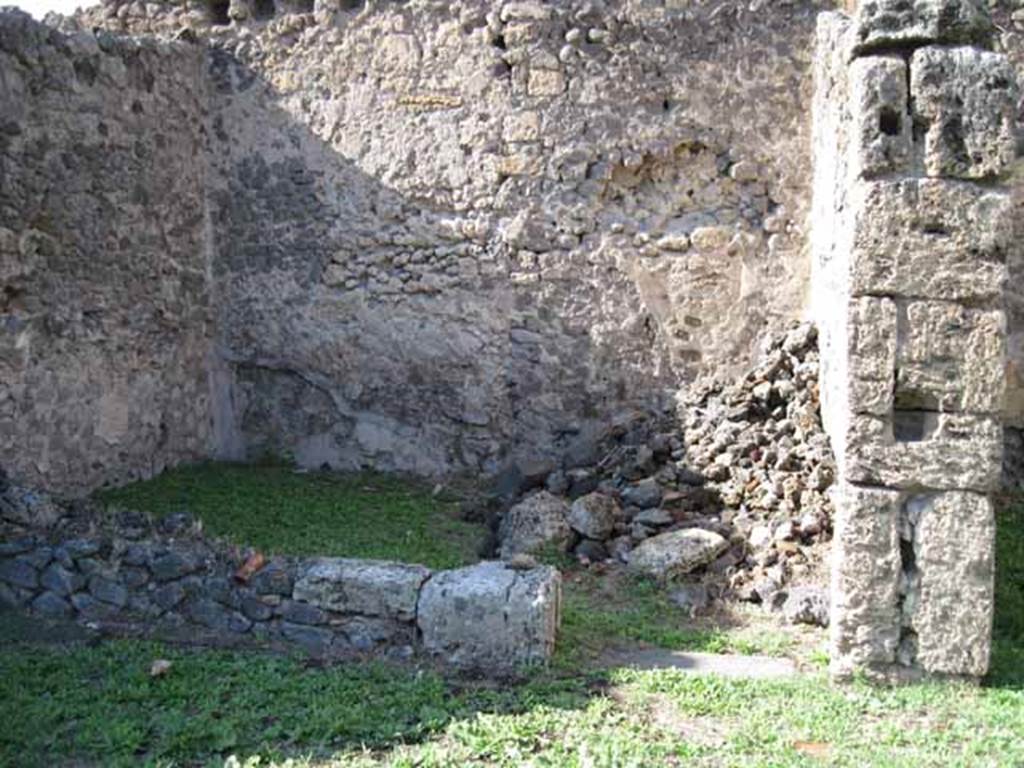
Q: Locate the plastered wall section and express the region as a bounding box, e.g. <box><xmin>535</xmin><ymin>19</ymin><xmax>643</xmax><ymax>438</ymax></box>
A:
<box><xmin>0</xmin><ymin>13</ymin><xmax>215</xmax><ymax>495</ymax></box>
<box><xmin>812</xmin><ymin>1</ymin><xmax>1014</xmax><ymax>681</ymax></box>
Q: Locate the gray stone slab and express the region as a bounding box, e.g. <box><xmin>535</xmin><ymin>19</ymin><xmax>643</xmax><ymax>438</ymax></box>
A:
<box><xmin>854</xmin><ymin>0</ymin><xmax>992</xmax><ymax>53</ymax></box>
<box><xmin>417</xmin><ymin>561</ymin><xmax>561</xmax><ymax>670</ymax></box>
<box><xmin>850</xmin><ymin>179</ymin><xmax>1009</xmax><ymax>303</ymax></box>
<box><xmin>600</xmin><ymin>648</ymin><xmax>798</xmax><ymax>679</ymax></box>
<box><xmin>293</xmin><ymin>558</ymin><xmax>430</xmax><ymax>620</ymax></box>
<box><xmin>911</xmin><ymin>46</ymin><xmax>1017</xmax><ymax>180</ymax></box>
<box><xmin>906</xmin><ymin>491</ymin><xmax>994</xmax><ymax>676</ymax></box>
<box><xmin>829</xmin><ymin>484</ymin><xmax>902</xmax><ymax>679</ymax></box>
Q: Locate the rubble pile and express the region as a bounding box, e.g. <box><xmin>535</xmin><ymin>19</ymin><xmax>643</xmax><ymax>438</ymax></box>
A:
<box><xmin>499</xmin><ymin>322</ymin><xmax>835</xmax><ymax>618</ymax></box>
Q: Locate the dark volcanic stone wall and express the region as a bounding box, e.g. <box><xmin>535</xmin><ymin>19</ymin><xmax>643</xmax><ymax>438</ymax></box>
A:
<box><xmin>0</xmin><ymin>13</ymin><xmax>214</xmax><ymax>495</ymax></box>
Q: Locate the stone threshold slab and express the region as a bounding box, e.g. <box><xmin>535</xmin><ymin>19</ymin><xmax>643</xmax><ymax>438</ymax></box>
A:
<box><xmin>600</xmin><ymin>647</ymin><xmax>798</xmax><ymax>679</ymax></box>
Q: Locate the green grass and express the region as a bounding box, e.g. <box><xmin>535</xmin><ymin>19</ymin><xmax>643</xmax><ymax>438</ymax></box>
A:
<box><xmin>991</xmin><ymin>495</ymin><xmax>1024</xmax><ymax>689</ymax></box>
<box><xmin>96</xmin><ymin>463</ymin><xmax>486</xmax><ymax>570</ymax></box>
<box><xmin>0</xmin><ymin>483</ymin><xmax>1018</xmax><ymax>766</ymax></box>
<box><xmin>0</xmin><ymin>635</ymin><xmax>1020</xmax><ymax>767</ymax></box>
<box><xmin>557</xmin><ymin>568</ymin><xmax>796</xmax><ymax>663</ymax></box>
<box><xmin>0</xmin><ymin>638</ymin><xmax>597</xmax><ymax>768</ymax></box>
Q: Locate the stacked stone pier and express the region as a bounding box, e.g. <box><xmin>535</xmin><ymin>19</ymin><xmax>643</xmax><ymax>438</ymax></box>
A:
<box><xmin>812</xmin><ymin>0</ymin><xmax>1017</xmax><ymax>680</ymax></box>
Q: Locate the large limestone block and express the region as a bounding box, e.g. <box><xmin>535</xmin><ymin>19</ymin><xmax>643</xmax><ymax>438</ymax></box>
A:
<box><xmin>854</xmin><ymin>0</ymin><xmax>992</xmax><ymax>53</ymax></box>
<box><xmin>850</xmin><ymin>179</ymin><xmax>1009</xmax><ymax>301</ymax></box>
<box><xmin>905</xmin><ymin>492</ymin><xmax>994</xmax><ymax>677</ymax></box>
<box><xmin>293</xmin><ymin>558</ymin><xmax>431</xmax><ymax>620</ymax></box>
<box><xmin>846</xmin><ymin>296</ymin><xmax>898</xmax><ymax>417</ymax></box>
<box><xmin>911</xmin><ymin>46</ymin><xmax>1017</xmax><ymax>180</ymax></box>
<box><xmin>627</xmin><ymin>528</ymin><xmax>729</xmax><ymax>580</ymax></box>
<box><xmin>842</xmin><ymin>413</ymin><xmax>1002</xmax><ymax>492</ymax></box>
<box><xmin>896</xmin><ymin>301</ymin><xmax>1005</xmax><ymax>414</ymax></box>
<box><xmin>849</xmin><ymin>55</ymin><xmax>911</xmax><ymax>178</ymax></box>
<box><xmin>830</xmin><ymin>484</ymin><xmax>902</xmax><ymax>678</ymax></box>
<box><xmin>498</xmin><ymin>491</ymin><xmax>572</xmax><ymax>560</ymax></box>
<box><xmin>417</xmin><ymin>562</ymin><xmax>561</xmax><ymax>670</ymax></box>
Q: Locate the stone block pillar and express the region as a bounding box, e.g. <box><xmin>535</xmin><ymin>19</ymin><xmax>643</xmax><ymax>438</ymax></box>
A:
<box><xmin>811</xmin><ymin>0</ymin><xmax>1017</xmax><ymax>681</ymax></box>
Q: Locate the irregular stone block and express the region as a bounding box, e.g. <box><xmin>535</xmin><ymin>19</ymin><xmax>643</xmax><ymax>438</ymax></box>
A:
<box><xmin>187</xmin><ymin>598</ymin><xmax>252</xmax><ymax>633</ymax></box>
<box><xmin>20</xmin><ymin>547</ymin><xmax>52</xmax><ymax>570</ymax></box>
<box><xmin>846</xmin><ymin>296</ymin><xmax>898</xmax><ymax>417</ymax></box>
<box><xmin>76</xmin><ymin>558</ymin><xmax>106</xmax><ymax>578</ymax></box>
<box><xmin>911</xmin><ymin>46</ymin><xmax>1017</xmax><ymax>180</ymax></box>
<box><xmin>567</xmin><ymin>492</ymin><xmax>617</xmax><ymax>540</ymax></box>
<box><xmin>153</xmin><ymin>582</ymin><xmax>186</xmax><ymax>611</ymax></box>
<box><xmin>204</xmin><ymin>576</ymin><xmax>242</xmax><ymax>609</ymax></box>
<box><xmin>339</xmin><ymin>616</ymin><xmax>401</xmax><ymax>652</ymax></box>
<box><xmin>293</xmin><ymin>559</ymin><xmax>430</xmax><ymax>620</ymax></box>
<box><xmin>32</xmin><ymin>591</ymin><xmax>73</xmax><ymax>619</ymax></box>
<box><xmin>498</xmin><ymin>491</ymin><xmax>572</xmax><ymax>560</ymax></box>
<box><xmin>896</xmin><ymin>301</ymin><xmax>1004</xmax><ymax>414</ymax></box>
<box><xmin>849</xmin><ymin>55</ymin><xmax>911</xmax><ymax>178</ymax></box>
<box><xmin>88</xmin><ymin>575</ymin><xmax>128</xmax><ymax>608</ymax></box>
<box><xmin>830</xmin><ymin>484</ymin><xmax>902</xmax><ymax>679</ymax></box>
<box><xmin>240</xmin><ymin>595</ymin><xmax>274</xmax><ymax>622</ymax></box>
<box><xmin>121</xmin><ymin>544</ymin><xmax>150</xmax><ymax>567</ymax></box>
<box><xmin>842</xmin><ymin>413</ymin><xmax>1002</xmax><ymax>492</ymax></box>
<box><xmin>904</xmin><ymin>492</ymin><xmax>994</xmax><ymax>676</ymax></box>
<box><xmin>627</xmin><ymin>529</ymin><xmax>729</xmax><ymax>580</ymax></box>
<box><xmin>621</xmin><ymin>477</ymin><xmax>663</xmax><ymax>509</ymax></box>
<box><xmin>250</xmin><ymin>560</ymin><xmax>294</xmax><ymax>595</ymax></box>
<box><xmin>62</xmin><ymin>539</ymin><xmax>101</xmax><ymax>559</ymax></box>
<box><xmin>280</xmin><ymin>621</ymin><xmax>334</xmax><ymax>655</ymax></box>
<box><xmin>0</xmin><ymin>558</ymin><xmax>39</xmax><ymax>590</ymax></box>
<box><xmin>854</xmin><ymin>0</ymin><xmax>992</xmax><ymax>53</ymax></box>
<box><xmin>0</xmin><ymin>582</ymin><xmax>29</xmax><ymax>609</ymax></box>
<box><xmin>71</xmin><ymin>593</ymin><xmax>119</xmax><ymax>621</ymax></box>
<box><xmin>277</xmin><ymin>599</ymin><xmax>326</xmax><ymax>626</ymax></box>
<box><xmin>150</xmin><ymin>551</ymin><xmax>202</xmax><ymax>582</ymax></box>
<box><xmin>782</xmin><ymin>586</ymin><xmax>830</xmax><ymax>627</ymax></box>
<box><xmin>40</xmin><ymin>563</ymin><xmax>83</xmax><ymax>596</ymax></box>
<box><xmin>417</xmin><ymin>562</ymin><xmax>561</xmax><ymax>670</ymax></box>
<box><xmin>0</xmin><ymin>538</ymin><xmax>35</xmax><ymax>556</ymax></box>
<box><xmin>121</xmin><ymin>567</ymin><xmax>149</xmax><ymax>589</ymax></box>
<box><xmin>850</xmin><ymin>179</ymin><xmax>1009</xmax><ymax>302</ymax></box>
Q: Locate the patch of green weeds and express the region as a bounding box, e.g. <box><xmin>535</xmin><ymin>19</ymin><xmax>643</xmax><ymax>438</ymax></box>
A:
<box><xmin>97</xmin><ymin>463</ymin><xmax>485</xmax><ymax>570</ymax></box>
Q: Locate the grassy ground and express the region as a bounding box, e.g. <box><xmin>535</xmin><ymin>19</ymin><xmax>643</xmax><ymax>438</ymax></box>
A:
<box><xmin>557</xmin><ymin>567</ymin><xmax>802</xmax><ymax>664</ymax></box>
<box><xmin>96</xmin><ymin>463</ymin><xmax>486</xmax><ymax>570</ymax></box>
<box><xmin>0</xmin><ymin>475</ymin><xmax>1020</xmax><ymax>766</ymax></box>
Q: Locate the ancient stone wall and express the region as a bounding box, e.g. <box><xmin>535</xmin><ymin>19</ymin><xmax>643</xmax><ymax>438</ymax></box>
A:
<box><xmin>14</xmin><ymin>0</ymin><xmax>1024</xmax><ymax>489</ymax></box>
<box><xmin>77</xmin><ymin>0</ymin><xmax>827</xmax><ymax>478</ymax></box>
<box><xmin>0</xmin><ymin>508</ymin><xmax>561</xmax><ymax>671</ymax></box>
<box><xmin>0</xmin><ymin>12</ymin><xmax>215</xmax><ymax>495</ymax></box>
<box><xmin>812</xmin><ymin>0</ymin><xmax>1015</xmax><ymax>681</ymax></box>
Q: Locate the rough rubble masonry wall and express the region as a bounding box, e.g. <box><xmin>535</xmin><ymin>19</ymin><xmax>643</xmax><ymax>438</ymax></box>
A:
<box><xmin>80</xmin><ymin>0</ymin><xmax>823</xmax><ymax>477</ymax></box>
<box><xmin>812</xmin><ymin>0</ymin><xmax>1015</xmax><ymax>680</ymax></box>
<box><xmin>0</xmin><ymin>13</ymin><xmax>215</xmax><ymax>494</ymax></box>
<box><xmin>0</xmin><ymin>513</ymin><xmax>561</xmax><ymax>670</ymax></box>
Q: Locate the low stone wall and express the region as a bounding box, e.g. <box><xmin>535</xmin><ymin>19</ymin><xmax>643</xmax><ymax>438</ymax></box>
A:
<box><xmin>0</xmin><ymin>510</ymin><xmax>561</xmax><ymax>672</ymax></box>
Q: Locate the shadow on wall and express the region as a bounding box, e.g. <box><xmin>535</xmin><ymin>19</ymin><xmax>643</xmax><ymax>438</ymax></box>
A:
<box><xmin>202</xmin><ymin>50</ymin><xmax>697</xmax><ymax>480</ymax></box>
<box><xmin>198</xmin><ymin>0</ymin><xmax>816</xmax><ymax>480</ymax></box>
<box><xmin>4</xmin><ymin>2</ymin><xmax>821</xmax><ymax>492</ymax></box>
